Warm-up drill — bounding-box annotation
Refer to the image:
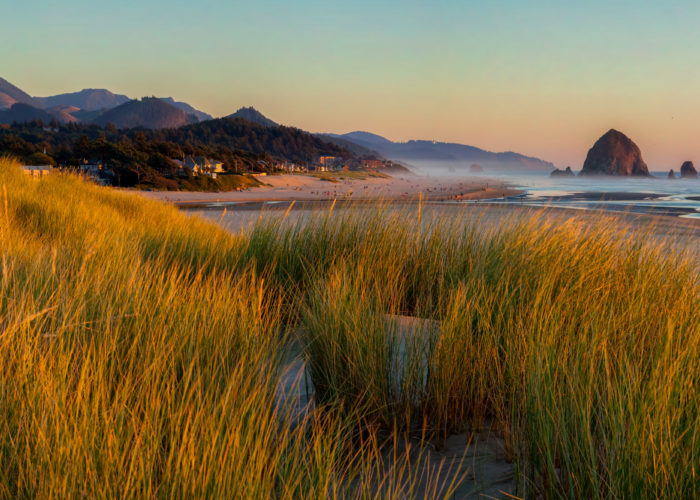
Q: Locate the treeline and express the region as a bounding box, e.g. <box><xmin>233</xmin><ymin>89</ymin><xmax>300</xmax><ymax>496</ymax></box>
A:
<box><xmin>0</xmin><ymin>118</ymin><xmax>352</xmax><ymax>188</ymax></box>
<box><xmin>154</xmin><ymin>117</ymin><xmax>351</xmax><ymax>162</ymax></box>
<box><xmin>0</xmin><ymin>121</ymin><xmax>270</xmax><ymax>188</ymax></box>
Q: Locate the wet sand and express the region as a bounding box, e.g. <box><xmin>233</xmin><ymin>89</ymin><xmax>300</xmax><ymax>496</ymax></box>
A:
<box><xmin>192</xmin><ymin>200</ymin><xmax>700</xmax><ymax>245</ymax></box>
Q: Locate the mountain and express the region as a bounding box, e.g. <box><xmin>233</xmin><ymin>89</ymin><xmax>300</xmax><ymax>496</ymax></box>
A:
<box><xmin>72</xmin><ymin>108</ymin><xmax>106</xmax><ymax>122</ymax></box>
<box><xmin>47</xmin><ymin>105</ymin><xmax>80</xmax><ymax>123</ymax></box>
<box><xmin>92</xmin><ymin>97</ymin><xmax>199</xmax><ymax>129</ymax></box>
<box><xmin>159</xmin><ymin>97</ymin><xmax>212</xmax><ymax>122</ymax></box>
<box><xmin>227</xmin><ymin>107</ymin><xmax>278</xmax><ymax>127</ymax></box>
<box><xmin>0</xmin><ymin>93</ymin><xmax>17</xmax><ymax>109</ymax></box>
<box><xmin>326</xmin><ymin>131</ymin><xmax>556</xmax><ymax>172</ymax></box>
<box><xmin>318</xmin><ymin>134</ymin><xmax>378</xmax><ymax>157</ymax></box>
<box><xmin>0</xmin><ymin>77</ymin><xmax>36</xmax><ymax>108</ymax></box>
<box><xmin>339</xmin><ymin>131</ymin><xmax>393</xmax><ymax>147</ymax></box>
<box><xmin>0</xmin><ymin>103</ymin><xmax>54</xmax><ymax>124</ymax></box>
<box><xmin>35</xmin><ymin>88</ymin><xmax>130</xmax><ymax>111</ymax></box>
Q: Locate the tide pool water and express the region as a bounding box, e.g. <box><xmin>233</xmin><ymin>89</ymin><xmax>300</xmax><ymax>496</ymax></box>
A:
<box><xmin>466</xmin><ymin>171</ymin><xmax>700</xmax><ymax>219</ymax></box>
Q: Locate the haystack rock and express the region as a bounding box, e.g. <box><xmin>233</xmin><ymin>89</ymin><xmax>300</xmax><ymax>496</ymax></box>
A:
<box><xmin>668</xmin><ymin>169</ymin><xmax>676</xmax><ymax>179</ymax></box>
<box><xmin>680</xmin><ymin>161</ymin><xmax>698</xmax><ymax>179</ymax></box>
<box><xmin>579</xmin><ymin>129</ymin><xmax>650</xmax><ymax>176</ymax></box>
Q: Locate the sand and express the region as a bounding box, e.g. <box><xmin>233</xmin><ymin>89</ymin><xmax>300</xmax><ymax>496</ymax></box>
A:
<box><xmin>275</xmin><ymin>316</ymin><xmax>517</xmax><ymax>498</ymax></box>
<box><xmin>138</xmin><ymin>173</ymin><xmax>521</xmax><ymax>206</ymax></box>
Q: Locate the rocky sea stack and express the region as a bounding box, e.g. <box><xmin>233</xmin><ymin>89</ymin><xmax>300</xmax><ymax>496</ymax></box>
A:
<box><xmin>579</xmin><ymin>129</ymin><xmax>649</xmax><ymax>176</ymax></box>
<box><xmin>550</xmin><ymin>166</ymin><xmax>575</xmax><ymax>177</ymax></box>
<box><xmin>668</xmin><ymin>169</ymin><xmax>676</xmax><ymax>179</ymax></box>
<box><xmin>680</xmin><ymin>161</ymin><xmax>698</xmax><ymax>179</ymax></box>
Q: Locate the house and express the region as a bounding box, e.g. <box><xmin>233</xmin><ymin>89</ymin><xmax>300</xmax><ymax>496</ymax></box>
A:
<box><xmin>173</xmin><ymin>156</ymin><xmax>225</xmax><ymax>177</ymax></box>
<box><xmin>360</xmin><ymin>159</ymin><xmax>387</xmax><ymax>169</ymax></box>
<box><xmin>21</xmin><ymin>165</ymin><xmax>53</xmax><ymax>178</ymax></box>
<box><xmin>314</xmin><ymin>156</ymin><xmax>347</xmax><ymax>171</ymax></box>
<box><xmin>77</xmin><ymin>161</ymin><xmax>110</xmax><ymax>184</ymax></box>
<box><xmin>195</xmin><ymin>156</ymin><xmax>224</xmax><ymax>175</ymax></box>
<box><xmin>79</xmin><ymin>161</ymin><xmax>103</xmax><ymax>174</ymax></box>
<box><xmin>317</xmin><ymin>156</ymin><xmax>338</xmax><ymax>167</ymax></box>
<box><xmin>273</xmin><ymin>161</ymin><xmax>306</xmax><ymax>173</ymax></box>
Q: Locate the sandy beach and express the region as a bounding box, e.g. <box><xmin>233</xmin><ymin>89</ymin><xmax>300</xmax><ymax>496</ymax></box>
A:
<box><xmin>138</xmin><ymin>173</ymin><xmax>521</xmax><ymax>206</ymax></box>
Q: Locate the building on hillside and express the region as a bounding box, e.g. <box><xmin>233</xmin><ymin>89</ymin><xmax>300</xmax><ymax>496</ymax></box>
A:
<box><xmin>274</xmin><ymin>161</ymin><xmax>306</xmax><ymax>173</ymax></box>
<box><xmin>317</xmin><ymin>156</ymin><xmax>338</xmax><ymax>167</ymax></box>
<box><xmin>77</xmin><ymin>161</ymin><xmax>111</xmax><ymax>185</ymax></box>
<box><xmin>173</xmin><ymin>156</ymin><xmax>224</xmax><ymax>177</ymax></box>
<box><xmin>360</xmin><ymin>159</ymin><xmax>389</xmax><ymax>169</ymax></box>
<box><xmin>21</xmin><ymin>165</ymin><xmax>54</xmax><ymax>178</ymax></box>
<box><xmin>196</xmin><ymin>156</ymin><xmax>224</xmax><ymax>175</ymax></box>
<box><xmin>79</xmin><ymin>161</ymin><xmax>103</xmax><ymax>174</ymax></box>
<box><xmin>312</xmin><ymin>156</ymin><xmax>348</xmax><ymax>171</ymax></box>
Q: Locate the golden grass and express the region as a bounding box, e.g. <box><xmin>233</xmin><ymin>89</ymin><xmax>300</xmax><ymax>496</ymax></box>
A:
<box><xmin>1</xmin><ymin>157</ymin><xmax>698</xmax><ymax>498</ymax></box>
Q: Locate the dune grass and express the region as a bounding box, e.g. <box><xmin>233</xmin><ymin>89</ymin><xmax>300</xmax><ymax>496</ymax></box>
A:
<box><xmin>247</xmin><ymin>204</ymin><xmax>699</xmax><ymax>498</ymax></box>
<box><xmin>1</xmin><ymin>157</ymin><xmax>698</xmax><ymax>498</ymax></box>
<box><xmin>0</xmin><ymin>159</ymin><xmax>462</xmax><ymax>499</ymax></box>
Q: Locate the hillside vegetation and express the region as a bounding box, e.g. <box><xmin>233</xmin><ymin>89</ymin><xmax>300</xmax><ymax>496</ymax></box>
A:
<box><xmin>0</xmin><ymin>158</ymin><xmax>697</xmax><ymax>498</ymax></box>
<box><xmin>0</xmin><ymin>118</ymin><xmax>352</xmax><ymax>188</ymax></box>
<box><xmin>160</xmin><ymin>117</ymin><xmax>350</xmax><ymax>162</ymax></box>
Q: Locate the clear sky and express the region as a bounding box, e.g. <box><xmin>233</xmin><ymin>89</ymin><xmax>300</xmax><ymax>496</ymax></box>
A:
<box><xmin>3</xmin><ymin>0</ymin><xmax>700</xmax><ymax>168</ymax></box>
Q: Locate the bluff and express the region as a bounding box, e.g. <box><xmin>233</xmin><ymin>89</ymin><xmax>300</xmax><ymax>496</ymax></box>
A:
<box><xmin>579</xmin><ymin>129</ymin><xmax>649</xmax><ymax>176</ymax></box>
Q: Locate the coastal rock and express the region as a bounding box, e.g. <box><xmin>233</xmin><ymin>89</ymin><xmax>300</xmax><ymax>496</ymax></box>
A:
<box><xmin>579</xmin><ymin>129</ymin><xmax>650</xmax><ymax>176</ymax></box>
<box><xmin>551</xmin><ymin>166</ymin><xmax>575</xmax><ymax>177</ymax></box>
<box><xmin>668</xmin><ymin>169</ymin><xmax>676</xmax><ymax>179</ymax></box>
<box><xmin>680</xmin><ymin>161</ymin><xmax>698</xmax><ymax>179</ymax></box>
<box><xmin>469</xmin><ymin>163</ymin><xmax>484</xmax><ymax>173</ymax></box>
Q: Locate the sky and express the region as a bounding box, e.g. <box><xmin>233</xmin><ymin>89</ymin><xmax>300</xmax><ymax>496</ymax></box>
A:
<box><xmin>3</xmin><ymin>0</ymin><xmax>700</xmax><ymax>168</ymax></box>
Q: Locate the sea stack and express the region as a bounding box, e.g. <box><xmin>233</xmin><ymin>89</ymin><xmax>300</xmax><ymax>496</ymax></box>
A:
<box><xmin>579</xmin><ymin>129</ymin><xmax>650</xmax><ymax>176</ymax></box>
<box><xmin>668</xmin><ymin>169</ymin><xmax>676</xmax><ymax>179</ymax></box>
<box><xmin>680</xmin><ymin>161</ymin><xmax>698</xmax><ymax>179</ymax></box>
<box><xmin>551</xmin><ymin>166</ymin><xmax>575</xmax><ymax>177</ymax></box>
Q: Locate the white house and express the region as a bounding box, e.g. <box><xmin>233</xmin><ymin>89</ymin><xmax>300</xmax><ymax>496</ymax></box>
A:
<box><xmin>21</xmin><ymin>165</ymin><xmax>53</xmax><ymax>178</ymax></box>
<box><xmin>173</xmin><ymin>156</ymin><xmax>224</xmax><ymax>177</ymax></box>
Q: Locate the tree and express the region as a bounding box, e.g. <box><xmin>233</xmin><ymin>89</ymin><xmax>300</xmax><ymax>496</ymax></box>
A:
<box><xmin>74</xmin><ymin>136</ymin><xmax>90</xmax><ymax>159</ymax></box>
<box><xmin>25</xmin><ymin>152</ymin><xmax>56</xmax><ymax>166</ymax></box>
<box><xmin>147</xmin><ymin>153</ymin><xmax>179</xmax><ymax>176</ymax></box>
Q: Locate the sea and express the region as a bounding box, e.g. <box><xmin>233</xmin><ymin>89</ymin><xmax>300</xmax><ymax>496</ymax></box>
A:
<box><xmin>456</xmin><ymin>171</ymin><xmax>700</xmax><ymax>220</ymax></box>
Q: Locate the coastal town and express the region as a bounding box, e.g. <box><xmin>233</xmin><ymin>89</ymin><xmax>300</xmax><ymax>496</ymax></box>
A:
<box><xmin>20</xmin><ymin>154</ymin><xmax>398</xmax><ymax>186</ymax></box>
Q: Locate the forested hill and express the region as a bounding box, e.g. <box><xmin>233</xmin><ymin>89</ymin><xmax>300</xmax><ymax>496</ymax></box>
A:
<box><xmin>150</xmin><ymin>117</ymin><xmax>351</xmax><ymax>162</ymax></box>
<box><xmin>0</xmin><ymin>117</ymin><xmax>353</xmax><ymax>178</ymax></box>
<box><xmin>93</xmin><ymin>97</ymin><xmax>199</xmax><ymax>129</ymax></box>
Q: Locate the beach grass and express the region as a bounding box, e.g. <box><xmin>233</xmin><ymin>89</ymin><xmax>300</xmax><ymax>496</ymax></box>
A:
<box><xmin>1</xmin><ymin>157</ymin><xmax>698</xmax><ymax>498</ymax></box>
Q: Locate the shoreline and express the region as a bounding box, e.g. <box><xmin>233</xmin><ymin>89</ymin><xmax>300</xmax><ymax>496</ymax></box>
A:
<box><xmin>134</xmin><ymin>172</ymin><xmax>699</xmax><ymax>235</ymax></box>
<box><xmin>190</xmin><ymin>200</ymin><xmax>700</xmax><ymax>246</ymax></box>
<box><xmin>137</xmin><ymin>173</ymin><xmax>522</xmax><ymax>207</ymax></box>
